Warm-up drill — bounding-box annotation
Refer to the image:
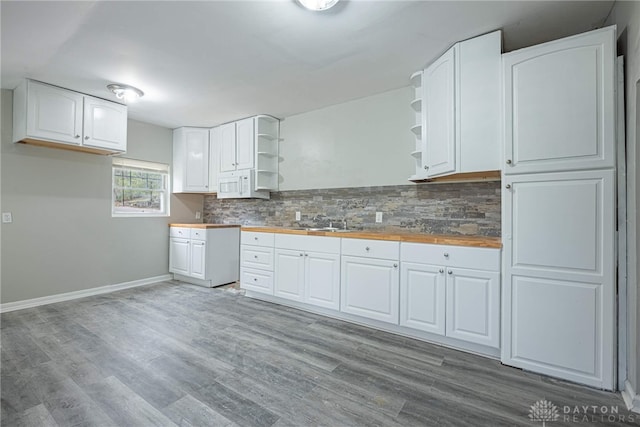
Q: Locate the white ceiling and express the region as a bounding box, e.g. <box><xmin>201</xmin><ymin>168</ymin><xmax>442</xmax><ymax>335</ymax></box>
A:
<box><xmin>1</xmin><ymin>0</ymin><xmax>614</xmax><ymax>129</ymax></box>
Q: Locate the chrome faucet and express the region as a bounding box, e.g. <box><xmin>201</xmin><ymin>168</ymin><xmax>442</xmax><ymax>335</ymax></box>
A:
<box><xmin>342</xmin><ymin>219</ymin><xmax>348</xmax><ymax>230</ymax></box>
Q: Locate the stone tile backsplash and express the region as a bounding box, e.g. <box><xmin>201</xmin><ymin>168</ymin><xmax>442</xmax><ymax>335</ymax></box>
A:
<box><xmin>204</xmin><ymin>182</ymin><xmax>501</xmax><ymax>236</ymax></box>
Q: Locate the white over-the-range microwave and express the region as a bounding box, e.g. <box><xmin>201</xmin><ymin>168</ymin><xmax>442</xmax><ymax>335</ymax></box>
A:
<box><xmin>217</xmin><ymin>170</ymin><xmax>270</xmax><ymax>199</ymax></box>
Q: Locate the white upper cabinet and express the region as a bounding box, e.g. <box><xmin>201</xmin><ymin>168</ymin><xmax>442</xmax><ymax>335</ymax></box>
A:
<box><xmin>13</xmin><ymin>79</ymin><xmax>127</xmax><ymax>154</ymax></box>
<box><xmin>503</xmin><ymin>27</ymin><xmax>615</xmax><ymax>174</ymax></box>
<box><xmin>235</xmin><ymin>117</ymin><xmax>255</xmax><ymax>171</ymax></box>
<box><xmin>411</xmin><ymin>31</ymin><xmax>501</xmax><ymax>180</ymax></box>
<box><xmin>172</xmin><ymin>127</ymin><xmax>211</xmax><ymax>193</ymax></box>
<box><xmin>83</xmin><ymin>96</ymin><xmax>127</xmax><ymax>152</ymax></box>
<box><xmin>424</xmin><ymin>46</ymin><xmax>456</xmax><ymax>177</ymax></box>
<box><xmin>213</xmin><ymin>115</ymin><xmax>279</xmax><ymax>197</ymax></box>
<box><xmin>25</xmin><ymin>81</ymin><xmax>84</xmax><ymax>145</ymax></box>
<box><xmin>219</xmin><ymin>122</ymin><xmax>238</xmax><ymax>173</ymax></box>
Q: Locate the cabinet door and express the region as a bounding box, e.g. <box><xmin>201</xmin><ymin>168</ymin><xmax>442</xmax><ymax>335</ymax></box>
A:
<box><xmin>400</xmin><ymin>262</ymin><xmax>445</xmax><ymax>336</ymax></box>
<box><xmin>340</xmin><ymin>256</ymin><xmax>399</xmax><ymax>324</ymax></box>
<box><xmin>425</xmin><ymin>46</ymin><xmax>456</xmax><ymax>177</ymax></box>
<box><xmin>305</xmin><ymin>251</ymin><xmax>340</xmax><ymax>310</ymax></box>
<box><xmin>26</xmin><ymin>81</ymin><xmax>83</xmax><ymax>145</ymax></box>
<box><xmin>184</xmin><ymin>129</ymin><xmax>210</xmax><ymax>192</ymax></box>
<box><xmin>219</xmin><ymin>122</ymin><xmax>237</xmax><ymax>173</ymax></box>
<box><xmin>169</xmin><ymin>238</ymin><xmax>190</xmax><ymax>276</ymax></box>
<box><xmin>83</xmin><ymin>96</ymin><xmax>127</xmax><ymax>152</ymax></box>
<box><xmin>274</xmin><ymin>249</ymin><xmax>305</xmax><ymax>302</ymax></box>
<box><xmin>235</xmin><ymin>117</ymin><xmax>255</xmax><ymax>170</ymax></box>
<box><xmin>503</xmin><ymin>27</ymin><xmax>615</xmax><ymax>174</ymax></box>
<box><xmin>189</xmin><ymin>240</ymin><xmax>207</xmax><ymax>280</ymax></box>
<box><xmin>445</xmin><ymin>267</ymin><xmax>499</xmax><ymax>348</ymax></box>
<box><xmin>502</xmin><ymin>169</ymin><xmax>615</xmax><ymax>389</ymax></box>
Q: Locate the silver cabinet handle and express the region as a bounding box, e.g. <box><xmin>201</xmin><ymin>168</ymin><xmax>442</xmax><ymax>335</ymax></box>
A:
<box><xmin>424</xmin><ymin>165</ymin><xmax>428</xmax><ymax>170</ymax></box>
<box><xmin>254</xmin><ymin>255</ymin><xmax>258</xmax><ymax>259</ymax></box>
<box><xmin>444</xmin><ymin>253</ymin><xmax>449</xmax><ymax>258</ymax></box>
<box><xmin>299</xmin><ymin>253</ymin><xmax>303</xmax><ymax>257</ymax></box>
<box><xmin>448</xmin><ymin>270</ymin><xmax>453</xmax><ymax>275</ymax></box>
<box><xmin>439</xmin><ymin>268</ymin><xmax>444</xmax><ymax>273</ymax></box>
<box><xmin>74</xmin><ymin>134</ymin><xmax>80</xmax><ymax>139</ymax></box>
<box><xmin>506</xmin><ymin>159</ymin><xmax>512</xmax><ymax>164</ymax></box>
<box><xmin>393</xmin><ymin>263</ymin><xmax>398</xmax><ymax>268</ymax></box>
<box><xmin>365</xmin><ymin>247</ymin><xmax>370</xmax><ymax>251</ymax></box>
<box><xmin>84</xmin><ymin>136</ymin><xmax>90</xmax><ymax>140</ymax></box>
<box><xmin>505</xmin><ymin>184</ymin><xmax>511</xmax><ymax>189</ymax></box>
<box><xmin>254</xmin><ymin>237</ymin><xmax>258</xmax><ymax>240</ymax></box>
<box><xmin>304</xmin><ymin>253</ymin><xmax>308</xmax><ymax>257</ymax></box>
<box><xmin>254</xmin><ymin>278</ymin><xmax>258</xmax><ymax>281</ymax></box>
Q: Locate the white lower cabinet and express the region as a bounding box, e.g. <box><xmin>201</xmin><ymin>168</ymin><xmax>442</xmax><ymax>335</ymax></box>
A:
<box><xmin>445</xmin><ymin>267</ymin><xmax>500</xmax><ymax>348</ymax></box>
<box><xmin>400</xmin><ymin>242</ymin><xmax>501</xmax><ymax>349</ymax></box>
<box><xmin>169</xmin><ymin>237</ymin><xmax>190</xmax><ymax>276</ymax></box>
<box><xmin>274</xmin><ymin>249</ymin><xmax>305</xmax><ymax>302</ymax></box>
<box><xmin>341</xmin><ymin>256</ymin><xmax>400</xmax><ymax>324</ymax></box>
<box><xmin>240</xmin><ymin>232</ymin><xmax>275</xmax><ymax>295</ymax></box>
<box><xmin>400</xmin><ymin>262</ymin><xmax>446</xmax><ymax>335</ymax></box>
<box><xmin>169</xmin><ymin>226</ymin><xmax>240</xmax><ymax>287</ymax></box>
<box><xmin>273</xmin><ymin>235</ymin><xmax>340</xmax><ymax>309</ymax></box>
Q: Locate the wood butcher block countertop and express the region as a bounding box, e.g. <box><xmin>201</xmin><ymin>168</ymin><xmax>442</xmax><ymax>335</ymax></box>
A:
<box><xmin>241</xmin><ymin>226</ymin><xmax>502</xmax><ymax>248</ymax></box>
<box><xmin>169</xmin><ymin>223</ymin><xmax>241</xmax><ymax>229</ymax></box>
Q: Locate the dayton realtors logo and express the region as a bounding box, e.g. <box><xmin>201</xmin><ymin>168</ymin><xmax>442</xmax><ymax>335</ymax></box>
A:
<box><xmin>528</xmin><ymin>399</ymin><xmax>637</xmax><ymax>424</ymax></box>
<box><xmin>529</xmin><ymin>399</ymin><xmax>559</xmax><ymax>426</ymax></box>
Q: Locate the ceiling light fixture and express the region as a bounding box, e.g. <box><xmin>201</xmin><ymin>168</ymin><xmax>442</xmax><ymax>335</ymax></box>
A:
<box><xmin>107</xmin><ymin>83</ymin><xmax>144</xmax><ymax>103</ymax></box>
<box><xmin>296</xmin><ymin>0</ymin><xmax>340</xmax><ymax>11</ymax></box>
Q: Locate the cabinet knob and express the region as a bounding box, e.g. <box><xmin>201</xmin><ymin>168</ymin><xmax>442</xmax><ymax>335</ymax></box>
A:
<box><xmin>84</xmin><ymin>136</ymin><xmax>89</xmax><ymax>140</ymax></box>
<box><xmin>365</xmin><ymin>247</ymin><xmax>370</xmax><ymax>251</ymax></box>
<box><xmin>439</xmin><ymin>268</ymin><xmax>444</xmax><ymax>273</ymax></box>
<box><xmin>443</xmin><ymin>252</ymin><xmax>449</xmax><ymax>258</ymax></box>
<box><xmin>74</xmin><ymin>134</ymin><xmax>80</xmax><ymax>139</ymax></box>
<box><xmin>254</xmin><ymin>255</ymin><xmax>258</xmax><ymax>259</ymax></box>
<box><xmin>254</xmin><ymin>278</ymin><xmax>258</xmax><ymax>281</ymax></box>
<box><xmin>424</xmin><ymin>165</ymin><xmax>429</xmax><ymax>170</ymax></box>
<box><xmin>299</xmin><ymin>253</ymin><xmax>304</xmax><ymax>257</ymax></box>
<box><xmin>506</xmin><ymin>159</ymin><xmax>512</xmax><ymax>164</ymax></box>
<box><xmin>254</xmin><ymin>237</ymin><xmax>258</xmax><ymax>240</ymax></box>
<box><xmin>505</xmin><ymin>184</ymin><xmax>511</xmax><ymax>189</ymax></box>
<box><xmin>393</xmin><ymin>263</ymin><xmax>398</xmax><ymax>268</ymax></box>
<box><xmin>448</xmin><ymin>270</ymin><xmax>453</xmax><ymax>275</ymax></box>
<box><xmin>304</xmin><ymin>253</ymin><xmax>308</xmax><ymax>257</ymax></box>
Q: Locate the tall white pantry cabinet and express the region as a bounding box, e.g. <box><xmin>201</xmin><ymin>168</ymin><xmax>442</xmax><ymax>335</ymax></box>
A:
<box><xmin>501</xmin><ymin>26</ymin><xmax>616</xmax><ymax>389</ymax></box>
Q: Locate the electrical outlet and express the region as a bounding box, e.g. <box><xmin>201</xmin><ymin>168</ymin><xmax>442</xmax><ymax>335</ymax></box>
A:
<box><xmin>195</xmin><ymin>211</ymin><xmax>202</xmax><ymax>220</ymax></box>
<box><xmin>375</xmin><ymin>212</ymin><xmax>383</xmax><ymax>223</ymax></box>
<box><xmin>2</xmin><ymin>212</ymin><xmax>13</xmax><ymax>223</ymax></box>
<box><xmin>295</xmin><ymin>211</ymin><xmax>301</xmax><ymax>221</ymax></box>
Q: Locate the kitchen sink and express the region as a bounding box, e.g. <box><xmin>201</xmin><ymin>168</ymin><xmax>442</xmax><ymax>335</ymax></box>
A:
<box><xmin>302</xmin><ymin>227</ymin><xmax>351</xmax><ymax>233</ymax></box>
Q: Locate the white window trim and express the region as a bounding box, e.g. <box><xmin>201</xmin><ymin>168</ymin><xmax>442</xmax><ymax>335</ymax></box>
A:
<box><xmin>112</xmin><ymin>158</ymin><xmax>170</xmax><ymax>218</ymax></box>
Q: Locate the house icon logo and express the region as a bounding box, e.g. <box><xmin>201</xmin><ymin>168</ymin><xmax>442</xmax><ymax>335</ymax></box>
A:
<box><xmin>529</xmin><ymin>399</ymin><xmax>560</xmax><ymax>425</ymax></box>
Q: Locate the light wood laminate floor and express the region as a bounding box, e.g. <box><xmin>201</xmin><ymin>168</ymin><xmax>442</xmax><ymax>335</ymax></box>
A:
<box><xmin>1</xmin><ymin>282</ymin><xmax>638</xmax><ymax>426</ymax></box>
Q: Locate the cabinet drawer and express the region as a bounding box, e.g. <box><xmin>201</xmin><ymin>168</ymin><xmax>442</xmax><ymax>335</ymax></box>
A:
<box><xmin>341</xmin><ymin>238</ymin><xmax>399</xmax><ymax>260</ymax></box>
<box><xmin>401</xmin><ymin>243</ymin><xmax>500</xmax><ymax>271</ymax></box>
<box><xmin>170</xmin><ymin>227</ymin><xmax>191</xmax><ymax>238</ymax></box>
<box><xmin>241</xmin><ymin>245</ymin><xmax>274</xmax><ymax>270</ymax></box>
<box><xmin>274</xmin><ymin>234</ymin><xmax>340</xmax><ymax>253</ymax></box>
<box><xmin>190</xmin><ymin>228</ymin><xmax>208</xmax><ymax>240</ymax></box>
<box><xmin>241</xmin><ymin>268</ymin><xmax>274</xmax><ymax>295</ymax></box>
<box><xmin>241</xmin><ymin>231</ymin><xmax>275</xmax><ymax>247</ymax></box>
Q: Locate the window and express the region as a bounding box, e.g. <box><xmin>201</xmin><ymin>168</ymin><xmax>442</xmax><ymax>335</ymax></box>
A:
<box><xmin>112</xmin><ymin>158</ymin><xmax>170</xmax><ymax>217</ymax></box>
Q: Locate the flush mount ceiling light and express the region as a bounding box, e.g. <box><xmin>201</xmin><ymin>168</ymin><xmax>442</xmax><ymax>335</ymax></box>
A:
<box><xmin>107</xmin><ymin>83</ymin><xmax>144</xmax><ymax>103</ymax></box>
<box><xmin>296</xmin><ymin>0</ymin><xmax>340</xmax><ymax>11</ymax></box>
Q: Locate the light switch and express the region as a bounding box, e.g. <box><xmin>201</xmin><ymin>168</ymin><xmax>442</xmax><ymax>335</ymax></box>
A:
<box><xmin>2</xmin><ymin>212</ymin><xmax>13</xmax><ymax>223</ymax></box>
<box><xmin>295</xmin><ymin>211</ymin><xmax>301</xmax><ymax>221</ymax></box>
<box><xmin>375</xmin><ymin>212</ymin><xmax>383</xmax><ymax>223</ymax></box>
<box><xmin>195</xmin><ymin>211</ymin><xmax>202</xmax><ymax>220</ymax></box>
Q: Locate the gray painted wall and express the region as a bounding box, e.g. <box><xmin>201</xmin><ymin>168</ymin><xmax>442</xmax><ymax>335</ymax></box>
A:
<box><xmin>608</xmin><ymin>1</ymin><xmax>640</xmax><ymax>400</ymax></box>
<box><xmin>279</xmin><ymin>87</ymin><xmax>414</xmax><ymax>191</ymax></box>
<box><xmin>0</xmin><ymin>89</ymin><xmax>203</xmax><ymax>304</ymax></box>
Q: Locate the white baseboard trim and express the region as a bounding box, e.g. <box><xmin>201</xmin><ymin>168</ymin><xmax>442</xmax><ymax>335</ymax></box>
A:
<box><xmin>0</xmin><ymin>274</ymin><xmax>173</xmax><ymax>313</ymax></box>
<box><xmin>622</xmin><ymin>379</ymin><xmax>640</xmax><ymax>414</ymax></box>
